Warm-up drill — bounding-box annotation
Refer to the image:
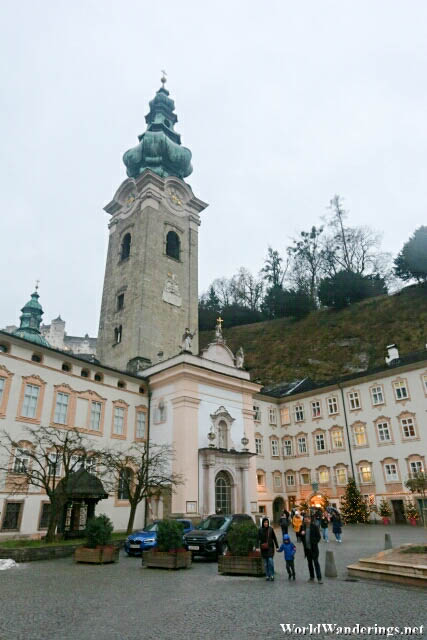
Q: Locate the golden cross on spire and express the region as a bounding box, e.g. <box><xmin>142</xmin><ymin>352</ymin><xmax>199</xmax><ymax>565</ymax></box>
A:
<box><xmin>161</xmin><ymin>70</ymin><xmax>167</xmax><ymax>87</ymax></box>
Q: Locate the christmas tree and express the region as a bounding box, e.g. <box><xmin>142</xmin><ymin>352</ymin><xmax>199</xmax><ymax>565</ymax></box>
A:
<box><xmin>341</xmin><ymin>478</ymin><xmax>369</xmax><ymax>523</ymax></box>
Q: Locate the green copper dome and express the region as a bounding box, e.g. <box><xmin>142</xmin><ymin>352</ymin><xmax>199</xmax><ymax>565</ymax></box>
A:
<box><xmin>13</xmin><ymin>290</ymin><xmax>50</xmax><ymax>347</ymax></box>
<box><xmin>123</xmin><ymin>80</ymin><xmax>193</xmax><ymax>180</ymax></box>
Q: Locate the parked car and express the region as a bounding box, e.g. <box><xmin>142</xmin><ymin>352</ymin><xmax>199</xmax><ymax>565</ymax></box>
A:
<box><xmin>125</xmin><ymin>519</ymin><xmax>194</xmax><ymax>556</ymax></box>
<box><xmin>183</xmin><ymin>514</ymin><xmax>254</xmax><ymax>560</ymax></box>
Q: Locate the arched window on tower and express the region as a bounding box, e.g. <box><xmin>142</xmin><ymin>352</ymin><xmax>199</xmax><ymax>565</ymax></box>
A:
<box><xmin>166</xmin><ymin>231</ymin><xmax>180</xmax><ymax>260</ymax></box>
<box><xmin>120</xmin><ymin>233</ymin><xmax>131</xmax><ymax>261</ymax></box>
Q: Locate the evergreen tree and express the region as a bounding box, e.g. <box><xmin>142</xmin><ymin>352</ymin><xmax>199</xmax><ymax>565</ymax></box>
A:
<box><xmin>340</xmin><ymin>477</ymin><xmax>369</xmax><ymax>523</ymax></box>
<box><xmin>394</xmin><ymin>226</ymin><xmax>427</xmax><ymax>283</ymax></box>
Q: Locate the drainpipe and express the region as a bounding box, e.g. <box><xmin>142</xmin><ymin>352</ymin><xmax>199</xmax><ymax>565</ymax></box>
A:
<box><xmin>337</xmin><ymin>382</ymin><xmax>356</xmax><ymax>482</ymax></box>
<box><xmin>144</xmin><ymin>385</ymin><xmax>152</xmax><ymax>528</ymax></box>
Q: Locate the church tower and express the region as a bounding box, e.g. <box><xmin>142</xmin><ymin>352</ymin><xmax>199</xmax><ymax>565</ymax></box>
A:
<box><xmin>97</xmin><ymin>77</ymin><xmax>208</xmax><ymax>371</ymax></box>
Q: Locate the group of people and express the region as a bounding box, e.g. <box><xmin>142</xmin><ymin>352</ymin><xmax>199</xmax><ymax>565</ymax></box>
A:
<box><xmin>258</xmin><ymin>507</ymin><xmax>343</xmax><ymax>583</ymax></box>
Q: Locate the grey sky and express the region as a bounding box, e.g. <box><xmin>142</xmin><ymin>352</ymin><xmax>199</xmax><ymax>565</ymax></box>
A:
<box><xmin>1</xmin><ymin>1</ymin><xmax>426</xmax><ymax>336</ymax></box>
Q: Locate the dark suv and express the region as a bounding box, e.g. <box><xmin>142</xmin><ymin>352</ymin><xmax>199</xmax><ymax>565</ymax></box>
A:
<box><xmin>183</xmin><ymin>513</ymin><xmax>254</xmax><ymax>559</ymax></box>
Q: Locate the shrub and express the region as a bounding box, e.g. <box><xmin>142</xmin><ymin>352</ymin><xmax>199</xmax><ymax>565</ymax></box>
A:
<box><xmin>85</xmin><ymin>514</ymin><xmax>113</xmax><ymax>548</ymax></box>
<box><xmin>156</xmin><ymin>519</ymin><xmax>184</xmax><ymax>552</ymax></box>
<box><xmin>227</xmin><ymin>520</ymin><xmax>258</xmax><ymax>556</ymax></box>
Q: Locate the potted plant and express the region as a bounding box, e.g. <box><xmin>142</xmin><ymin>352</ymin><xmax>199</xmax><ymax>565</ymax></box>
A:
<box><xmin>218</xmin><ymin>520</ymin><xmax>264</xmax><ymax>576</ymax></box>
<box><xmin>143</xmin><ymin>519</ymin><xmax>191</xmax><ymax>569</ymax></box>
<box><xmin>404</xmin><ymin>500</ymin><xmax>420</xmax><ymax>526</ymax></box>
<box><xmin>378</xmin><ymin>498</ymin><xmax>392</xmax><ymax>525</ymax></box>
<box><xmin>74</xmin><ymin>514</ymin><xmax>118</xmax><ymax>564</ymax></box>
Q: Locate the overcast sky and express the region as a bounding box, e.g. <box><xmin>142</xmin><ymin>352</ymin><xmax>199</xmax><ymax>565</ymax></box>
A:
<box><xmin>1</xmin><ymin>1</ymin><xmax>426</xmax><ymax>336</ymax></box>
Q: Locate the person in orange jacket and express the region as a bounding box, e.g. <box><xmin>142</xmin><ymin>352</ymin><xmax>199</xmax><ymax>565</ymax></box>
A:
<box><xmin>292</xmin><ymin>510</ymin><xmax>303</xmax><ymax>543</ymax></box>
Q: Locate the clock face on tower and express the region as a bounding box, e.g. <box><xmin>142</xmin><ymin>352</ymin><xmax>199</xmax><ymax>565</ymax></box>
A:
<box><xmin>167</xmin><ymin>187</ymin><xmax>185</xmax><ymax>211</ymax></box>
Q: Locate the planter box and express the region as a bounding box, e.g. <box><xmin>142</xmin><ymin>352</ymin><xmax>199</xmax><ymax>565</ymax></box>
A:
<box><xmin>0</xmin><ymin>539</ymin><xmax>125</xmax><ymax>563</ymax></box>
<box><xmin>74</xmin><ymin>546</ymin><xmax>119</xmax><ymax>564</ymax></box>
<box><xmin>218</xmin><ymin>555</ymin><xmax>265</xmax><ymax>576</ymax></box>
<box><xmin>143</xmin><ymin>550</ymin><xmax>192</xmax><ymax>569</ymax></box>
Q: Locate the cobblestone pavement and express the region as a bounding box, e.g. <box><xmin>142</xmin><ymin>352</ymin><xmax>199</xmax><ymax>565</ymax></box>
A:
<box><xmin>0</xmin><ymin>525</ymin><xmax>426</xmax><ymax>640</ymax></box>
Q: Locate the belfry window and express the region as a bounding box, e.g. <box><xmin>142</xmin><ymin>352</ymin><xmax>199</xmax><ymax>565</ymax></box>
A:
<box><xmin>120</xmin><ymin>233</ymin><xmax>131</xmax><ymax>261</ymax></box>
<box><xmin>114</xmin><ymin>326</ymin><xmax>122</xmax><ymax>344</ymax></box>
<box><xmin>166</xmin><ymin>231</ymin><xmax>180</xmax><ymax>260</ymax></box>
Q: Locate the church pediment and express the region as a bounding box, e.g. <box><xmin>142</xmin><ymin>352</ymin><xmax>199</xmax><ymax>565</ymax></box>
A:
<box><xmin>201</xmin><ymin>342</ymin><xmax>235</xmax><ymax>367</ymax></box>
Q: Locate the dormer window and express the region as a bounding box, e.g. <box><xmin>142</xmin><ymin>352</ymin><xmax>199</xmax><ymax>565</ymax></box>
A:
<box><xmin>31</xmin><ymin>354</ymin><xmax>42</xmax><ymax>363</ymax></box>
<box><xmin>81</xmin><ymin>369</ymin><xmax>89</xmax><ymax>378</ymax></box>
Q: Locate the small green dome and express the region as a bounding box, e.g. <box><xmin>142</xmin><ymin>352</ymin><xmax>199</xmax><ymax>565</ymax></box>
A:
<box><xmin>123</xmin><ymin>83</ymin><xmax>192</xmax><ymax>180</ymax></box>
<box><xmin>13</xmin><ymin>290</ymin><xmax>50</xmax><ymax>348</ymax></box>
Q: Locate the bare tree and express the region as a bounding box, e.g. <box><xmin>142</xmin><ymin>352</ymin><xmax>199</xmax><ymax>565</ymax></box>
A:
<box><xmin>288</xmin><ymin>226</ymin><xmax>324</xmax><ymax>305</ymax></box>
<box><xmin>261</xmin><ymin>247</ymin><xmax>288</xmax><ymax>287</ymax></box>
<box><xmin>0</xmin><ymin>426</ymin><xmax>93</xmax><ymax>542</ymax></box>
<box><xmin>100</xmin><ymin>442</ymin><xmax>184</xmax><ymax>534</ymax></box>
<box><xmin>230</xmin><ymin>267</ymin><xmax>264</xmax><ymax>311</ymax></box>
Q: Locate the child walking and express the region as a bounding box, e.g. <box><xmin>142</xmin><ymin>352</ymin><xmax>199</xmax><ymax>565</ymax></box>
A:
<box><xmin>278</xmin><ymin>533</ymin><xmax>296</xmax><ymax>580</ymax></box>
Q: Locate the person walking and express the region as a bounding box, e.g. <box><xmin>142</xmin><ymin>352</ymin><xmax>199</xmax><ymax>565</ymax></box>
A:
<box><xmin>300</xmin><ymin>515</ymin><xmax>323</xmax><ymax>584</ymax></box>
<box><xmin>320</xmin><ymin>511</ymin><xmax>329</xmax><ymax>542</ymax></box>
<box><xmin>331</xmin><ymin>511</ymin><xmax>343</xmax><ymax>543</ymax></box>
<box><xmin>258</xmin><ymin>517</ymin><xmax>279</xmax><ymax>581</ymax></box>
<box><xmin>292</xmin><ymin>511</ymin><xmax>303</xmax><ymax>543</ymax></box>
<box><xmin>277</xmin><ymin>533</ymin><xmax>296</xmax><ymax>580</ymax></box>
<box><xmin>279</xmin><ymin>509</ymin><xmax>290</xmax><ymax>536</ymax></box>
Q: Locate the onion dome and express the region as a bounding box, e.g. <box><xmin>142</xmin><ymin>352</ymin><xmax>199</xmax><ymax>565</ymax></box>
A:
<box><xmin>123</xmin><ymin>75</ymin><xmax>193</xmax><ymax>180</ymax></box>
<box><xmin>13</xmin><ymin>287</ymin><xmax>50</xmax><ymax>347</ymax></box>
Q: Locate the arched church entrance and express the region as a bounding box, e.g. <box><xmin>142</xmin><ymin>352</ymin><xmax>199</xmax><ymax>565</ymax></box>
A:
<box><xmin>215</xmin><ymin>471</ymin><xmax>232</xmax><ymax>514</ymax></box>
<box><xmin>272</xmin><ymin>496</ymin><xmax>285</xmax><ymax>524</ymax></box>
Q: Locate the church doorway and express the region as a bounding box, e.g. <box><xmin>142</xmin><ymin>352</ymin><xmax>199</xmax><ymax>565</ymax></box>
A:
<box><xmin>272</xmin><ymin>497</ymin><xmax>285</xmax><ymax>524</ymax></box>
<box><xmin>215</xmin><ymin>471</ymin><xmax>232</xmax><ymax>514</ymax></box>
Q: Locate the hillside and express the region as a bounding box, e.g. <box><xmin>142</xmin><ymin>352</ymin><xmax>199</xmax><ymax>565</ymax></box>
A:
<box><xmin>199</xmin><ymin>285</ymin><xmax>427</xmax><ymax>386</ymax></box>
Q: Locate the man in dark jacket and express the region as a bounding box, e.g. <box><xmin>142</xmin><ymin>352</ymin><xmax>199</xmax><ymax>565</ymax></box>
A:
<box><xmin>258</xmin><ymin>517</ymin><xmax>279</xmax><ymax>581</ymax></box>
<box><xmin>279</xmin><ymin>509</ymin><xmax>289</xmax><ymax>536</ymax></box>
<box><xmin>300</xmin><ymin>515</ymin><xmax>323</xmax><ymax>584</ymax></box>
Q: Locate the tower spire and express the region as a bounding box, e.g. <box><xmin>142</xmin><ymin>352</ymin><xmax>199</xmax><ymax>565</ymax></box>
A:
<box><xmin>13</xmin><ymin>286</ymin><xmax>50</xmax><ymax>347</ymax></box>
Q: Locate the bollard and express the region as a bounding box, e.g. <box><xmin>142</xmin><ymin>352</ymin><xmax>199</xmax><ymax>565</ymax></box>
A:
<box><xmin>384</xmin><ymin>533</ymin><xmax>392</xmax><ymax>550</ymax></box>
<box><xmin>324</xmin><ymin>550</ymin><xmax>338</xmax><ymax>578</ymax></box>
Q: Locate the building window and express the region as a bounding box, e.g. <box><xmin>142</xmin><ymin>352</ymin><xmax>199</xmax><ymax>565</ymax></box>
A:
<box><xmin>274</xmin><ymin>475</ymin><xmax>282</xmax><ymax>489</ymax></box>
<box><xmin>401</xmin><ymin>417</ymin><xmax>416</xmax><ymax>439</ymax></box>
<box><xmin>114</xmin><ymin>326</ymin><xmax>122</xmax><ymax>344</ymax></box>
<box><xmin>268</xmin><ymin>408</ymin><xmax>277</xmax><ymax>425</ymax></box>
<box><xmin>348</xmin><ymin>391</ymin><xmax>361</xmax><ymax>410</ymax></box>
<box><xmin>22</xmin><ymin>384</ymin><xmax>40</xmax><ymax>418</ymax></box>
<box><xmin>311</xmin><ymin>401</ymin><xmax>321</xmax><ymax>418</ymax></box>
<box><xmin>81</xmin><ymin>369</ymin><xmax>89</xmax><ymax>378</ymax></box>
<box><xmin>166</xmin><ymin>230</ymin><xmax>180</xmax><ymax>260</ymax></box>
<box><xmin>117</xmin><ymin>294</ymin><xmax>124</xmax><ymax>311</ymax></box>
<box><xmin>300</xmin><ymin>472</ymin><xmax>310</xmax><ymax>485</ymax></box>
<box><xmin>255</xmin><ymin>437</ymin><xmax>263</xmax><ymax>455</ymax></box>
<box><xmin>280</xmin><ymin>407</ymin><xmax>291</xmax><ymax>426</ymax></box>
<box><xmin>294</xmin><ymin>405</ymin><xmax>304</xmax><ymax>422</ymax></box>
<box><xmin>113</xmin><ymin>407</ymin><xmax>125</xmax><ymax>435</ymax></box>
<box><xmin>253</xmin><ymin>405</ymin><xmax>261</xmax><ymax>421</ymax></box>
<box><xmin>259</xmin><ymin>505</ymin><xmax>266</xmax><ymax>514</ymax></box>
<box><xmin>283</xmin><ymin>439</ymin><xmax>292</xmax><ymax>457</ymax></box>
<box><xmin>327</xmin><ymin>397</ymin><xmax>338</xmax><ymax>415</ymax></box>
<box><xmin>31</xmin><ymin>354</ymin><xmax>42</xmax><ymax>363</ymax></box>
<box><xmin>318</xmin><ymin>469</ymin><xmax>329</xmax><ymax>484</ymax></box>
<box><xmin>47</xmin><ymin>454</ymin><xmax>62</xmax><ymax>477</ymax></box>
<box><xmin>136</xmin><ymin>411</ymin><xmax>146</xmax><ymax>439</ymax></box>
<box><xmin>393</xmin><ymin>380</ymin><xmax>408</xmax><ymax>401</ymax></box>
<box><xmin>117</xmin><ymin>468</ymin><xmax>132</xmax><ymax>500</ymax></box>
<box><xmin>297</xmin><ymin>436</ymin><xmax>307</xmax><ymax>454</ymax></box>
<box><xmin>384</xmin><ymin>463</ymin><xmax>398</xmax><ymax>482</ymax></box>
<box><xmin>353</xmin><ymin>424</ymin><xmax>367</xmax><ymax>446</ymax></box>
<box><xmin>54</xmin><ymin>392</ymin><xmax>69</xmax><ymax>425</ymax></box>
<box><xmin>1</xmin><ymin>502</ymin><xmax>22</xmax><ymax>531</ymax></box>
<box><xmin>62</xmin><ymin>363</ymin><xmax>71</xmax><ymax>372</ymax></box>
<box><xmin>377</xmin><ymin>421</ymin><xmax>391</xmax><ymax>442</ymax></box>
<box><xmin>0</xmin><ymin>377</ymin><xmax>4</xmax><ymax>405</ymax></box>
<box><xmin>139</xmin><ymin>386</ymin><xmax>145</xmax><ymax>394</ymax></box>
<box><xmin>0</xmin><ymin>343</ymin><xmax>9</xmax><ymax>353</ymax></box>
<box><xmin>94</xmin><ymin>373</ymin><xmax>103</xmax><ymax>382</ymax></box>
<box><xmin>335</xmin><ymin>468</ymin><xmax>347</xmax><ymax>485</ymax></box>
<box><xmin>359</xmin><ymin>465</ymin><xmax>372</xmax><ymax>483</ymax></box>
<box><xmin>286</xmin><ymin>474</ymin><xmax>295</xmax><ymax>486</ymax></box>
<box><xmin>410</xmin><ymin>460</ymin><xmax>423</xmax><ymax>476</ymax></box>
<box><xmin>331</xmin><ymin>430</ymin><xmax>343</xmax><ymax>449</ymax></box>
<box><xmin>371</xmin><ymin>385</ymin><xmax>384</xmax><ymax>405</ymax></box>
<box><xmin>315</xmin><ymin>433</ymin><xmax>325</xmax><ymax>452</ymax></box>
<box><xmin>120</xmin><ymin>233</ymin><xmax>131</xmax><ymax>261</ymax></box>
<box><xmin>215</xmin><ymin>471</ymin><xmax>231</xmax><ymax>514</ymax></box>
<box><xmin>90</xmin><ymin>401</ymin><xmax>102</xmax><ymax>431</ymax></box>
<box><xmin>39</xmin><ymin>503</ymin><xmax>51</xmax><ymax>530</ymax></box>
<box><xmin>257</xmin><ymin>472</ymin><xmax>265</xmax><ymax>488</ymax></box>
<box><xmin>13</xmin><ymin>448</ymin><xmax>30</xmax><ymax>474</ymax></box>
<box><xmin>271</xmin><ymin>439</ymin><xmax>279</xmax><ymax>457</ymax></box>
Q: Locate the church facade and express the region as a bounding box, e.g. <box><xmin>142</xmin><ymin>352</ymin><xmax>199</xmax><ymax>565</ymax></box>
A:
<box><xmin>0</xmin><ymin>79</ymin><xmax>426</xmax><ymax>538</ymax></box>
